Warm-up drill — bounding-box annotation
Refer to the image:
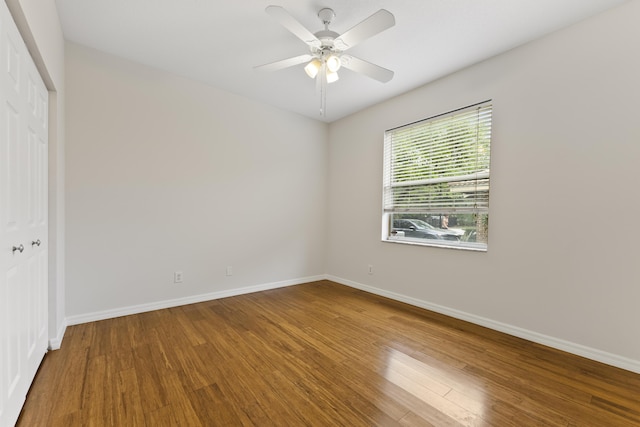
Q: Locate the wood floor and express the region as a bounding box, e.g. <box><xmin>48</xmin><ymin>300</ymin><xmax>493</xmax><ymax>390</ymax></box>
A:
<box><xmin>18</xmin><ymin>281</ymin><xmax>640</xmax><ymax>426</ymax></box>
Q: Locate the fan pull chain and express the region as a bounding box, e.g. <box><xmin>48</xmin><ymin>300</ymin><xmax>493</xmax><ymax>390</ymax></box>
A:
<box><xmin>318</xmin><ymin>61</ymin><xmax>327</xmax><ymax>117</ymax></box>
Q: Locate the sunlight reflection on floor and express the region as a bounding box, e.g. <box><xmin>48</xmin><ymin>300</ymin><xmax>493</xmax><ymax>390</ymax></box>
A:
<box><xmin>383</xmin><ymin>348</ymin><xmax>486</xmax><ymax>426</ymax></box>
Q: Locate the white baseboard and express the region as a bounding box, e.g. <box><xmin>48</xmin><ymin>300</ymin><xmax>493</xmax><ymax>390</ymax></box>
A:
<box><xmin>58</xmin><ymin>273</ymin><xmax>640</xmax><ymax>374</ymax></box>
<box><xmin>48</xmin><ymin>318</ymin><xmax>68</xmax><ymax>350</ymax></box>
<box><xmin>66</xmin><ymin>275</ymin><xmax>326</xmax><ymax>326</ymax></box>
<box><xmin>326</xmin><ymin>275</ymin><xmax>640</xmax><ymax>375</ymax></box>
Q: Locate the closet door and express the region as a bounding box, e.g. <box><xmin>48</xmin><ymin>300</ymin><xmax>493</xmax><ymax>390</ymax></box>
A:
<box><xmin>0</xmin><ymin>1</ymin><xmax>48</xmax><ymax>425</ymax></box>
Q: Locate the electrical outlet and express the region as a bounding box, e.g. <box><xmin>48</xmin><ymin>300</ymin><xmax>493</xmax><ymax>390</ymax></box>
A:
<box><xmin>174</xmin><ymin>271</ymin><xmax>183</xmax><ymax>283</ymax></box>
<box><xmin>368</xmin><ymin>264</ymin><xmax>373</xmax><ymax>275</ymax></box>
<box><xmin>226</xmin><ymin>266</ymin><xmax>233</xmax><ymax>276</ymax></box>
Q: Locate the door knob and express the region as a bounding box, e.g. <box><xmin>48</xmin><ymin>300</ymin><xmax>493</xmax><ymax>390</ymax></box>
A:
<box><xmin>32</xmin><ymin>239</ymin><xmax>41</xmax><ymax>247</ymax></box>
<box><xmin>12</xmin><ymin>244</ymin><xmax>24</xmax><ymax>254</ymax></box>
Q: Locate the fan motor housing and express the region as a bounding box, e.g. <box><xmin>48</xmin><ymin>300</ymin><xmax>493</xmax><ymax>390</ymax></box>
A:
<box><xmin>314</xmin><ymin>30</ymin><xmax>340</xmax><ymax>49</ymax></box>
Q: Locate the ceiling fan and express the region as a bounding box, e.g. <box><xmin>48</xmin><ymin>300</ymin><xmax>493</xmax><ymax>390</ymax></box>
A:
<box><xmin>256</xmin><ymin>5</ymin><xmax>396</xmax><ymax>116</ymax></box>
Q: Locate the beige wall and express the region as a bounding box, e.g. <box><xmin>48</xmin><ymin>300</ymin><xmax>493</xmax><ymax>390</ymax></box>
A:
<box><xmin>326</xmin><ymin>1</ymin><xmax>640</xmax><ymax>370</ymax></box>
<box><xmin>65</xmin><ymin>43</ymin><xmax>328</xmax><ymax>317</ymax></box>
<box><xmin>6</xmin><ymin>0</ymin><xmax>66</xmax><ymax>347</ymax></box>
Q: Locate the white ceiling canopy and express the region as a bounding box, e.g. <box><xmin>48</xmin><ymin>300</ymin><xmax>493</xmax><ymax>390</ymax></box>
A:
<box><xmin>56</xmin><ymin>0</ymin><xmax>627</xmax><ymax>122</ymax></box>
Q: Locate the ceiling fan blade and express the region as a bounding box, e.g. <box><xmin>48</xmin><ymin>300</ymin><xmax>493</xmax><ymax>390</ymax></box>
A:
<box><xmin>266</xmin><ymin>6</ymin><xmax>321</xmax><ymax>48</ymax></box>
<box><xmin>255</xmin><ymin>54</ymin><xmax>313</xmax><ymax>72</ymax></box>
<box><xmin>341</xmin><ymin>55</ymin><xmax>394</xmax><ymax>83</ymax></box>
<box><xmin>334</xmin><ymin>9</ymin><xmax>395</xmax><ymax>51</ymax></box>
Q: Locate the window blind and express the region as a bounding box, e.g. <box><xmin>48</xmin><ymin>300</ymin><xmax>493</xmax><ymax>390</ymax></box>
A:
<box><xmin>383</xmin><ymin>102</ymin><xmax>492</xmax><ymax>214</ymax></box>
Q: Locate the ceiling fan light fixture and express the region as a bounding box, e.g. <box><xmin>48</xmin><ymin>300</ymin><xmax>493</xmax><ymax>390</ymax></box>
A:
<box><xmin>326</xmin><ymin>70</ymin><xmax>339</xmax><ymax>83</ymax></box>
<box><xmin>304</xmin><ymin>59</ymin><xmax>321</xmax><ymax>78</ymax></box>
<box><xmin>326</xmin><ymin>54</ymin><xmax>341</xmax><ymax>73</ymax></box>
<box><xmin>259</xmin><ymin>6</ymin><xmax>396</xmax><ymax>116</ymax></box>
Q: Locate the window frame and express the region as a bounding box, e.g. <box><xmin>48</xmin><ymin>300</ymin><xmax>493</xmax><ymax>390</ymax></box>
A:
<box><xmin>381</xmin><ymin>101</ymin><xmax>492</xmax><ymax>251</ymax></box>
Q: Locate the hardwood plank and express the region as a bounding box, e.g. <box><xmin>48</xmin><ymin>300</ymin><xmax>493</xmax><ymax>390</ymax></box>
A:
<box><xmin>399</xmin><ymin>411</ymin><xmax>438</xmax><ymax>427</ymax></box>
<box><xmin>112</xmin><ymin>367</ymin><xmax>145</xmax><ymax>426</ymax></box>
<box><xmin>188</xmin><ymin>383</ymin><xmax>253</xmax><ymax>426</ymax></box>
<box><xmin>18</xmin><ymin>281</ymin><xmax>640</xmax><ymax>426</ymax></box>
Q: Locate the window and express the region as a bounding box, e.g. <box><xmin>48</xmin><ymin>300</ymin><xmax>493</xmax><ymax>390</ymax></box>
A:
<box><xmin>382</xmin><ymin>101</ymin><xmax>492</xmax><ymax>250</ymax></box>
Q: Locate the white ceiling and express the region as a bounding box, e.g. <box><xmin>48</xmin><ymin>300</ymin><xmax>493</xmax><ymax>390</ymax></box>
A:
<box><xmin>56</xmin><ymin>0</ymin><xmax>627</xmax><ymax>122</ymax></box>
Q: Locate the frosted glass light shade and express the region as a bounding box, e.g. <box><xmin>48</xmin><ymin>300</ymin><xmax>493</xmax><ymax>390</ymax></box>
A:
<box><xmin>326</xmin><ymin>55</ymin><xmax>341</xmax><ymax>73</ymax></box>
<box><xmin>304</xmin><ymin>59</ymin><xmax>321</xmax><ymax>78</ymax></box>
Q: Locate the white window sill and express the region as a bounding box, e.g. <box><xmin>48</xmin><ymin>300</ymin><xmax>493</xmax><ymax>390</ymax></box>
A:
<box><xmin>383</xmin><ymin>236</ymin><xmax>487</xmax><ymax>252</ymax></box>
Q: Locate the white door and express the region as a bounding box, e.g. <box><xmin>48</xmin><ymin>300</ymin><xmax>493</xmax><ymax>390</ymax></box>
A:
<box><xmin>0</xmin><ymin>1</ymin><xmax>49</xmax><ymax>425</ymax></box>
